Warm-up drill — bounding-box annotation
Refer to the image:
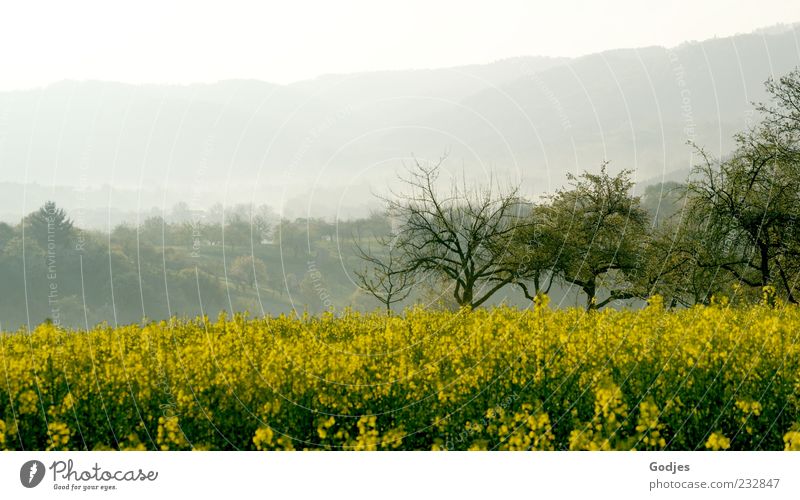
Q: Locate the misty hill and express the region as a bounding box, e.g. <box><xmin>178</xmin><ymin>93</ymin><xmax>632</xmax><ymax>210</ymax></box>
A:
<box><xmin>0</xmin><ymin>25</ymin><xmax>798</xmax><ymax>226</ymax></box>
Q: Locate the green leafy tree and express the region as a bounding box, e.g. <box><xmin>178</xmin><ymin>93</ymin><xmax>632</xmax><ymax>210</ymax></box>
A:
<box><xmin>229</xmin><ymin>255</ymin><xmax>268</xmax><ymax>290</ymax></box>
<box><xmin>687</xmin><ymin>134</ymin><xmax>800</xmax><ymax>302</ymax></box>
<box><xmin>24</xmin><ymin>201</ymin><xmax>74</xmax><ymax>249</ymax></box>
<box><xmin>540</xmin><ymin>163</ymin><xmax>649</xmax><ymax>310</ymax></box>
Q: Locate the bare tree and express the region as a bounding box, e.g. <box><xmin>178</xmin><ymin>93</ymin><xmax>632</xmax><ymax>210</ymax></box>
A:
<box><xmin>360</xmin><ymin>156</ymin><xmax>533</xmax><ymax>310</ymax></box>
<box><xmin>353</xmin><ymin>239</ymin><xmax>415</xmax><ymax>314</ymax></box>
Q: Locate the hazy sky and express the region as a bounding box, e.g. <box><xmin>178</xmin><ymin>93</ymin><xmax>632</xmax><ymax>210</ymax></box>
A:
<box><xmin>2</xmin><ymin>0</ymin><xmax>799</xmax><ymax>90</ymax></box>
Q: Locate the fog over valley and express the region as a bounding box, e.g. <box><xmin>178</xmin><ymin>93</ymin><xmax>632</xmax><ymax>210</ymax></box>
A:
<box><xmin>2</xmin><ymin>25</ymin><xmax>798</xmax><ymax>226</ymax></box>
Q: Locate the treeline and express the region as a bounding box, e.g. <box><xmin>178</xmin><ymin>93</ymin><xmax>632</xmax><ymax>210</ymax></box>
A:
<box><xmin>355</xmin><ymin>69</ymin><xmax>800</xmax><ymax>312</ymax></box>
<box><xmin>0</xmin><ymin>203</ymin><xmax>393</xmax><ymax>329</ymax></box>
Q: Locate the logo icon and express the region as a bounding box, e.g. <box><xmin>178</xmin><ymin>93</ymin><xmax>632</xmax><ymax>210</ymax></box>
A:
<box><xmin>20</xmin><ymin>460</ymin><xmax>46</xmax><ymax>488</ymax></box>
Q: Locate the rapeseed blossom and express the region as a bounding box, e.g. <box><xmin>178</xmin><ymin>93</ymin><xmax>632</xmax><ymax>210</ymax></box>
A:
<box><xmin>0</xmin><ymin>299</ymin><xmax>798</xmax><ymax>450</ymax></box>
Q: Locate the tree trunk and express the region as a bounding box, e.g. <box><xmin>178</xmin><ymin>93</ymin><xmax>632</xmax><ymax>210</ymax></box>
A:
<box><xmin>457</xmin><ymin>281</ymin><xmax>474</xmax><ymax>308</ymax></box>
<box><xmin>759</xmin><ymin>242</ymin><xmax>770</xmax><ymax>287</ymax></box>
<box><xmin>584</xmin><ymin>279</ymin><xmax>597</xmax><ymax>311</ymax></box>
<box><xmin>462</xmin><ymin>287</ymin><xmax>473</xmax><ymax>308</ymax></box>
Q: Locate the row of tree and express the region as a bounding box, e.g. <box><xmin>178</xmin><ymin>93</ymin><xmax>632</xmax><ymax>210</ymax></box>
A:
<box><xmin>356</xmin><ymin>69</ymin><xmax>800</xmax><ymax>312</ymax></box>
<box><xmin>0</xmin><ymin>200</ymin><xmax>395</xmax><ymax>328</ymax></box>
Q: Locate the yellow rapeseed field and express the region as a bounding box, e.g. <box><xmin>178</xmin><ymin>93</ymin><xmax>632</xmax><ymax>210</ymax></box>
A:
<box><xmin>1</xmin><ymin>295</ymin><xmax>799</xmax><ymax>451</ymax></box>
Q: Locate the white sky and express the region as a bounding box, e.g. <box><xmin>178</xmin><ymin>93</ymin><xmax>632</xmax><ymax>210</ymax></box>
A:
<box><xmin>1</xmin><ymin>0</ymin><xmax>799</xmax><ymax>90</ymax></box>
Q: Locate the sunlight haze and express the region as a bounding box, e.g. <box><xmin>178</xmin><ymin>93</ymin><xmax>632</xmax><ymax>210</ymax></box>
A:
<box><xmin>1</xmin><ymin>0</ymin><xmax>799</xmax><ymax>90</ymax></box>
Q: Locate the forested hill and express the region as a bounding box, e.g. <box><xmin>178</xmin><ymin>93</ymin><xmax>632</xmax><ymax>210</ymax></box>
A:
<box><xmin>1</xmin><ymin>25</ymin><xmax>799</xmax><ymax>222</ymax></box>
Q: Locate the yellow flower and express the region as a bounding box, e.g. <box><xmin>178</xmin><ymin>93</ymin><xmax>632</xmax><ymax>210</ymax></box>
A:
<box><xmin>0</xmin><ymin>303</ymin><xmax>797</xmax><ymax>450</ymax></box>
<box><xmin>783</xmin><ymin>430</ymin><xmax>800</xmax><ymax>451</ymax></box>
<box><xmin>253</xmin><ymin>427</ymin><xmax>275</xmax><ymax>450</ymax></box>
<box><xmin>46</xmin><ymin>422</ymin><xmax>70</xmax><ymax>451</ymax></box>
<box><xmin>705</xmin><ymin>432</ymin><xmax>731</xmax><ymax>451</ymax></box>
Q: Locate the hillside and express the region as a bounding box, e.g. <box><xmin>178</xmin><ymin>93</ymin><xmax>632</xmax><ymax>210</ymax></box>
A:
<box><xmin>0</xmin><ymin>25</ymin><xmax>798</xmax><ymax>223</ymax></box>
